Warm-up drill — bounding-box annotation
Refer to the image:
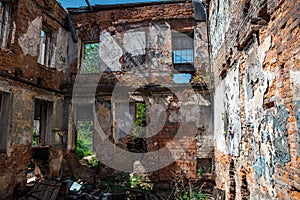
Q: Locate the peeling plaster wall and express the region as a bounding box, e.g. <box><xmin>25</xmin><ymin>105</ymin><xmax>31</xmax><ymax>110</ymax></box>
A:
<box><xmin>17</xmin><ymin>17</ymin><xmax>69</xmax><ymax>70</ymax></box>
<box><xmin>55</xmin><ymin>28</ymin><xmax>69</xmax><ymax>72</ymax></box>
<box><xmin>18</xmin><ymin>17</ymin><xmax>42</xmax><ymax>56</ymax></box>
<box><xmin>93</xmin><ymin>90</ymin><xmax>213</xmax><ymax>181</ymax></box>
<box><xmin>210</xmin><ymin>0</ymin><xmax>300</xmax><ymax>199</ymax></box>
<box><xmin>124</xmin><ymin>31</ymin><xmax>146</xmax><ymax>57</ymax></box>
<box><xmin>148</xmin><ymin>23</ymin><xmax>172</xmax><ymax>71</ymax></box>
<box><xmin>214</xmin><ymin>64</ymin><xmax>241</xmax><ymax>156</ymax></box>
<box><xmin>99</xmin><ymin>31</ymin><xmax>123</xmax><ymax>71</ymax></box>
<box><xmin>0</xmin><ymin>0</ymin><xmax>70</xmax><ymax>198</ymax></box>
<box><xmin>69</xmin><ymin>1</ymin><xmax>210</xmax><ymax>86</ymax></box>
<box><xmin>0</xmin><ymin>79</ymin><xmax>67</xmax><ymax>198</ymax></box>
<box><xmin>209</xmin><ymin>0</ymin><xmax>231</xmax><ymax>59</ymax></box>
<box><xmin>214</xmin><ymin>65</ymin><xmax>241</xmax><ymax>196</ymax></box>
<box><xmin>69</xmin><ymin>1</ymin><xmax>213</xmax><ymax>181</ymax></box>
<box><xmin>0</xmin><ymin>0</ymin><xmax>69</xmax><ymax>90</ymax></box>
<box><xmin>291</xmin><ymin>71</ymin><xmax>300</xmax><ymax>155</ymax></box>
<box><xmin>194</xmin><ymin>22</ymin><xmax>211</xmax><ymax>82</ymax></box>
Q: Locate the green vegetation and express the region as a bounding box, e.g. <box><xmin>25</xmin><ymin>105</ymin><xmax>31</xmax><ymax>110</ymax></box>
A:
<box><xmin>196</xmin><ymin>193</ymin><xmax>207</xmax><ymax>200</ymax></box>
<box><xmin>88</xmin><ymin>156</ymin><xmax>99</xmax><ymax>167</ymax></box>
<box><xmin>131</xmin><ymin>102</ymin><xmax>146</xmax><ymax>137</ymax></box>
<box><xmin>207</xmin><ymin>166</ymin><xmax>212</xmax><ymax>173</ymax></box>
<box><xmin>76</xmin><ymin>139</ymin><xmax>90</xmax><ymax>159</ymax></box>
<box><xmin>127</xmin><ymin>102</ymin><xmax>147</xmax><ymax>153</ymax></box>
<box><xmin>101</xmin><ymin>174</ymin><xmax>152</xmax><ymax>194</ymax></box>
<box><xmin>76</xmin><ymin>121</ymin><xmax>99</xmax><ymax>167</ymax></box>
<box><xmin>130</xmin><ymin>175</ymin><xmax>141</xmax><ymax>188</ymax></box>
<box><xmin>32</xmin><ymin>130</ymin><xmax>37</xmax><ymax>146</ymax></box>
<box><xmin>130</xmin><ymin>175</ymin><xmax>152</xmax><ymax>191</ymax></box>
<box><xmin>102</xmin><ymin>174</ymin><xmax>130</xmax><ymax>193</ymax></box>
<box><xmin>83</xmin><ymin>43</ymin><xmax>100</xmax><ymax>74</ymax></box>
<box><xmin>197</xmin><ymin>167</ymin><xmax>203</xmax><ymax>176</ymax></box>
<box><xmin>197</xmin><ymin>166</ymin><xmax>212</xmax><ymax>175</ymax></box>
<box><xmin>135</xmin><ymin>103</ymin><xmax>146</xmax><ymax>126</ymax></box>
<box><xmin>176</xmin><ymin>191</ymin><xmax>206</xmax><ymax>200</ymax></box>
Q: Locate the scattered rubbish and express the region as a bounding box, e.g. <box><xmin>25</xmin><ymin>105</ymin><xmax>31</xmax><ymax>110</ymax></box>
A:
<box><xmin>27</xmin><ymin>176</ymin><xmax>36</xmax><ymax>184</ymax></box>
<box><xmin>24</xmin><ymin>154</ymin><xmax>213</xmax><ymax>200</ymax></box>
<box><xmin>70</xmin><ymin>181</ymin><xmax>82</xmax><ymax>192</ymax></box>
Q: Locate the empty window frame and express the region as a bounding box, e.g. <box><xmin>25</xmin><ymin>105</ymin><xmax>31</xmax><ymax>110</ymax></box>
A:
<box><xmin>173</xmin><ymin>73</ymin><xmax>192</xmax><ymax>84</ymax></box>
<box><xmin>38</xmin><ymin>29</ymin><xmax>52</xmax><ymax>67</ymax></box>
<box><xmin>76</xmin><ymin>120</ymin><xmax>94</xmax><ymax>159</ymax></box>
<box><xmin>127</xmin><ymin>102</ymin><xmax>147</xmax><ymax>153</ymax></box>
<box><xmin>0</xmin><ymin>1</ymin><xmax>12</xmax><ymax>47</ymax></box>
<box><xmin>82</xmin><ymin>42</ymin><xmax>100</xmax><ymax>74</ymax></box>
<box><xmin>128</xmin><ymin>102</ymin><xmax>147</xmax><ymax>133</ymax></box>
<box><xmin>32</xmin><ymin>99</ymin><xmax>53</xmax><ymax>146</ymax></box>
<box><xmin>0</xmin><ymin>92</ymin><xmax>11</xmax><ymax>153</ymax></box>
<box><xmin>75</xmin><ymin>105</ymin><xmax>97</xmax><ymax>161</ymax></box>
<box><xmin>172</xmin><ymin>32</ymin><xmax>194</xmax><ymax>72</ymax></box>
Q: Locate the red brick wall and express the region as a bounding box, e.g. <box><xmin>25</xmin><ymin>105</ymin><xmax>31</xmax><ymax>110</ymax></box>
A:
<box><xmin>0</xmin><ymin>0</ymin><xmax>68</xmax><ymax>198</ymax></box>
<box><xmin>146</xmin><ymin>122</ymin><xmax>197</xmax><ymax>181</ymax></box>
<box><xmin>70</xmin><ymin>0</ymin><xmax>212</xmax><ymax>183</ymax></box>
<box><xmin>210</xmin><ymin>0</ymin><xmax>300</xmax><ymax>199</ymax></box>
<box><xmin>70</xmin><ymin>1</ymin><xmax>194</xmax><ymax>41</ymax></box>
<box><xmin>0</xmin><ymin>0</ymin><xmax>67</xmax><ymax>91</ymax></box>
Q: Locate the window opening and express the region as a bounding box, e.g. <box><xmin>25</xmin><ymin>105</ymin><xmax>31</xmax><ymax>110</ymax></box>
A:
<box><xmin>0</xmin><ymin>2</ymin><xmax>12</xmax><ymax>47</ymax></box>
<box><xmin>127</xmin><ymin>102</ymin><xmax>147</xmax><ymax>153</ymax></box>
<box><xmin>173</xmin><ymin>73</ymin><xmax>192</xmax><ymax>83</ymax></box>
<box><xmin>32</xmin><ymin>99</ymin><xmax>53</xmax><ymax>146</ymax></box>
<box><xmin>38</xmin><ymin>29</ymin><xmax>52</xmax><ymax>67</ymax></box>
<box><xmin>172</xmin><ymin>32</ymin><xmax>195</xmax><ymax>72</ymax></box>
<box><xmin>0</xmin><ymin>92</ymin><xmax>10</xmax><ymax>152</ymax></box>
<box><xmin>75</xmin><ymin>106</ymin><xmax>98</xmax><ymax>167</ymax></box>
<box><xmin>83</xmin><ymin>42</ymin><xmax>100</xmax><ymax>74</ymax></box>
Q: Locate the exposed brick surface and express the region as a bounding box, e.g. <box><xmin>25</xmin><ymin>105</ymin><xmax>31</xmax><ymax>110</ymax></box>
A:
<box><xmin>210</xmin><ymin>0</ymin><xmax>300</xmax><ymax>199</ymax></box>
<box><xmin>69</xmin><ymin>0</ymin><xmax>213</xmax><ymax>184</ymax></box>
<box><xmin>6</xmin><ymin>0</ymin><xmax>299</xmax><ymax>199</ymax></box>
<box><xmin>0</xmin><ymin>0</ymin><xmax>69</xmax><ymax>198</ymax></box>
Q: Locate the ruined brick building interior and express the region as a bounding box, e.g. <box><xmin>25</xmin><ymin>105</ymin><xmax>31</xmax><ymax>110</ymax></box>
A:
<box><xmin>0</xmin><ymin>0</ymin><xmax>299</xmax><ymax>199</ymax></box>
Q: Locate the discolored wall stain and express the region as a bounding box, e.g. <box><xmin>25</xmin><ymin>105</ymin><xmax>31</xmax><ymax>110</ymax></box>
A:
<box><xmin>294</xmin><ymin>101</ymin><xmax>300</xmax><ymax>155</ymax></box>
<box><xmin>273</xmin><ymin>105</ymin><xmax>290</xmax><ymax>165</ymax></box>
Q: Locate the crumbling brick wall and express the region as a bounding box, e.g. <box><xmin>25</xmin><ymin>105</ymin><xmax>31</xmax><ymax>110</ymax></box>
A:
<box><xmin>0</xmin><ymin>0</ymin><xmax>213</xmax><ymax>197</ymax></box>
<box><xmin>210</xmin><ymin>0</ymin><xmax>300</xmax><ymax>199</ymax></box>
<box><xmin>69</xmin><ymin>0</ymin><xmax>213</xmax><ymax>181</ymax></box>
<box><xmin>0</xmin><ymin>0</ymin><xmax>70</xmax><ymax>198</ymax></box>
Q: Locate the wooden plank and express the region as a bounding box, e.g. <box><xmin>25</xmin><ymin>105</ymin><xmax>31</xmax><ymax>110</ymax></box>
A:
<box><xmin>50</xmin><ymin>188</ymin><xmax>60</xmax><ymax>200</ymax></box>
<box><xmin>42</xmin><ymin>184</ymin><xmax>52</xmax><ymax>199</ymax></box>
<box><xmin>49</xmin><ymin>182</ymin><xmax>62</xmax><ymax>200</ymax></box>
<box><xmin>27</xmin><ymin>181</ymin><xmax>62</xmax><ymax>200</ymax></box>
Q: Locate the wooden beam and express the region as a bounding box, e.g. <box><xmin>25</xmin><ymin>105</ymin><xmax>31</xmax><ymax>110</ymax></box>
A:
<box><xmin>85</xmin><ymin>0</ymin><xmax>93</xmax><ymax>11</ymax></box>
